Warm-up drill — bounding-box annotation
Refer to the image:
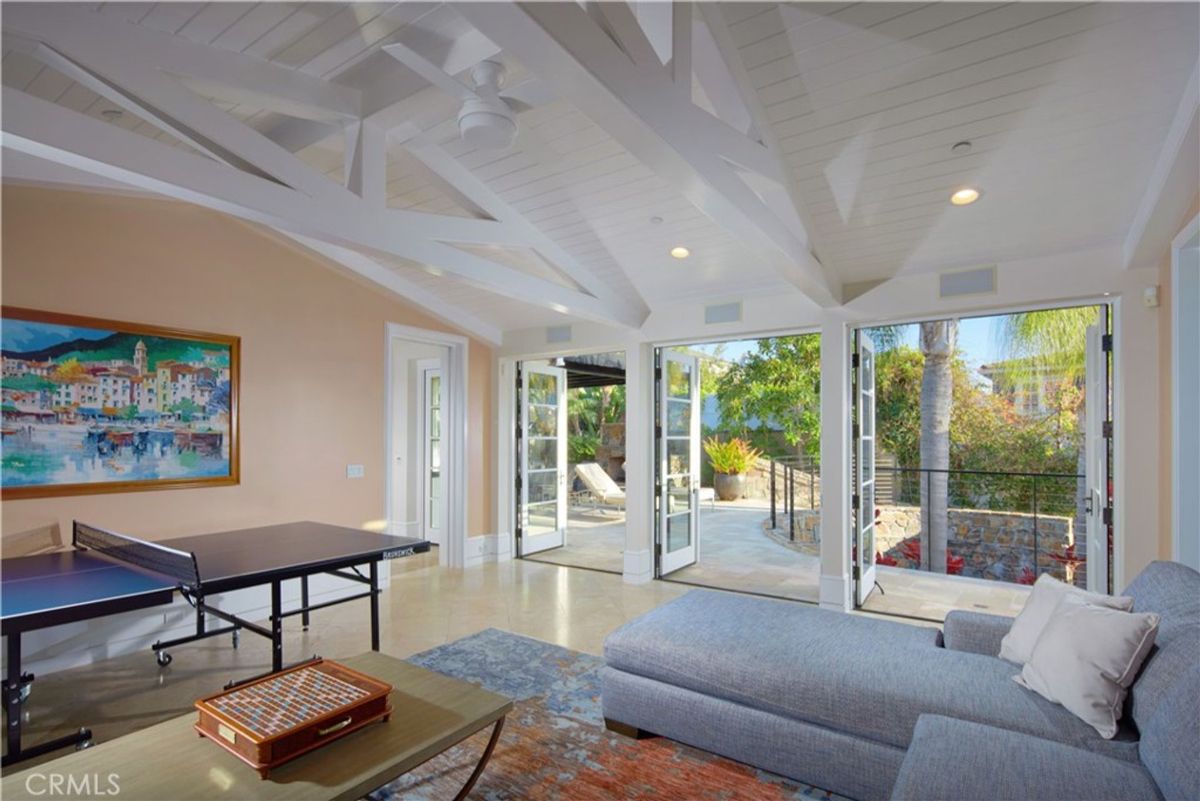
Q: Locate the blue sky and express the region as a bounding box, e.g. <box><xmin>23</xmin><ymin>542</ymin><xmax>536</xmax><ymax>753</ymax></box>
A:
<box><xmin>1</xmin><ymin>320</ymin><xmax>111</xmax><ymax>353</ymax></box>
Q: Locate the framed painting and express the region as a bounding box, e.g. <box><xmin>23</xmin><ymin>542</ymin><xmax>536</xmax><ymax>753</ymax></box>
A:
<box><xmin>1</xmin><ymin>307</ymin><xmax>239</xmax><ymax>499</ymax></box>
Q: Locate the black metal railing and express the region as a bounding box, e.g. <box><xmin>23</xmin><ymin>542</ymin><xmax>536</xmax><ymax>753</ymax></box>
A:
<box><xmin>768</xmin><ymin>456</ymin><xmax>820</xmax><ymax>542</ymax></box>
<box><xmin>870</xmin><ymin>466</ymin><xmax>1088</xmax><ymax>588</ymax></box>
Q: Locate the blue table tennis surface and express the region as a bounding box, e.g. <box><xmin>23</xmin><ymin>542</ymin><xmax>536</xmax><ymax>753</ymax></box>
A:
<box><xmin>1</xmin><ymin>550</ymin><xmax>177</xmax><ymax>624</ymax></box>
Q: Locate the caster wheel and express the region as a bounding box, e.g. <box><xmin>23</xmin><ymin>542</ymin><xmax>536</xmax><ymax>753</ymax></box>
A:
<box><xmin>155</xmin><ymin>651</ymin><xmax>173</xmax><ymax>667</ymax></box>
<box><xmin>76</xmin><ymin>729</ymin><xmax>93</xmax><ymax>751</ymax></box>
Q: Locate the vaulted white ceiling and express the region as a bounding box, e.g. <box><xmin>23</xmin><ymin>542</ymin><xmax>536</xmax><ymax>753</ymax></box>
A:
<box><xmin>3</xmin><ymin>2</ymin><xmax>1197</xmax><ymax>343</ymax></box>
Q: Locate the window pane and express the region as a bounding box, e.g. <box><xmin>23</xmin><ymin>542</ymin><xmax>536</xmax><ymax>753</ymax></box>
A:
<box><xmin>666</xmin><ymin>513</ymin><xmax>691</xmax><ymax>552</ymax></box>
<box><xmin>527</xmin><ymin>405</ymin><xmax>557</xmax><ymax>437</ymax></box>
<box><xmin>666</xmin><ymin>359</ymin><xmax>692</xmax><ymax>399</ymax></box>
<box><xmin>666</xmin><ymin>399</ymin><xmax>691</xmax><ymax>435</ymax></box>
<box><xmin>528</xmin><ymin>439</ymin><xmax>558</xmax><ymax>470</ymax></box>
<box><xmin>527</xmin><ymin>502</ymin><xmax>557</xmax><ymax>536</ymax></box>
<box><xmin>527</xmin><ymin>372</ymin><xmax>557</xmax><ymax>405</ymax></box>
<box><xmin>666</xmin><ymin>439</ymin><xmax>691</xmax><ymax>475</ymax></box>
<box><xmin>526</xmin><ymin>470</ymin><xmax>558</xmax><ymax>503</ymax></box>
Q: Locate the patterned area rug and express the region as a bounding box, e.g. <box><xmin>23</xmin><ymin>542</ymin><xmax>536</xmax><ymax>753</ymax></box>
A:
<box><xmin>369</xmin><ymin>628</ymin><xmax>845</xmax><ymax>801</ymax></box>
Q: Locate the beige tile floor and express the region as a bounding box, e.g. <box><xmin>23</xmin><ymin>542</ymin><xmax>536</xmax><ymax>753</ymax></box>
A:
<box><xmin>861</xmin><ymin>565</ymin><xmax>1031</xmax><ymax>620</ymax></box>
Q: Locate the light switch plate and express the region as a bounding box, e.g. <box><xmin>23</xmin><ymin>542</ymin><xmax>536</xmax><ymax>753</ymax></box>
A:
<box><xmin>346</xmin><ymin>464</ymin><xmax>365</xmax><ymax>479</ymax></box>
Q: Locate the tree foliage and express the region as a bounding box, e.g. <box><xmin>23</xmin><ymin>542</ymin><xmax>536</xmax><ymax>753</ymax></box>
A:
<box><xmin>712</xmin><ymin>335</ymin><xmax>821</xmax><ymax>457</ymax></box>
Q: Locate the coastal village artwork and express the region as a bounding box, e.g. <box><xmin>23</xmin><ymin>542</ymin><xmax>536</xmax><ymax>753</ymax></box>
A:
<box><xmin>1</xmin><ymin>308</ymin><xmax>238</xmax><ymax>498</ymax></box>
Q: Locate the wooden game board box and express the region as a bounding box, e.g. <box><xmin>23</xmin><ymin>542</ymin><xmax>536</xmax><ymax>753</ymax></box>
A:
<box><xmin>194</xmin><ymin>658</ymin><xmax>392</xmax><ymax>778</ymax></box>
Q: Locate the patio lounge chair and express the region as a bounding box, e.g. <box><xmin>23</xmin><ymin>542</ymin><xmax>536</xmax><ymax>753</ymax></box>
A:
<box><xmin>575</xmin><ymin>462</ymin><xmax>626</xmax><ymax>510</ymax></box>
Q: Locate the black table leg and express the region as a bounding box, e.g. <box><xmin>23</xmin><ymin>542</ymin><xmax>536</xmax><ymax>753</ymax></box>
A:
<box><xmin>2</xmin><ymin>633</ymin><xmax>92</xmax><ymax>767</ymax></box>
<box><xmin>300</xmin><ymin>575</ymin><xmax>310</xmax><ymax>631</ymax></box>
<box><xmin>270</xmin><ymin>579</ymin><xmax>283</xmax><ymax>673</ymax></box>
<box><xmin>6</xmin><ymin>633</ymin><xmax>20</xmax><ymax>759</ymax></box>
<box><xmin>369</xmin><ymin>561</ymin><xmax>380</xmax><ymax>652</ymax></box>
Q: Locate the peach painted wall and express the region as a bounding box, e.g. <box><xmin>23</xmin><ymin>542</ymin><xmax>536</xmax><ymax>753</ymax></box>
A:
<box><xmin>1</xmin><ymin>185</ymin><xmax>494</xmax><ymax>544</ymax></box>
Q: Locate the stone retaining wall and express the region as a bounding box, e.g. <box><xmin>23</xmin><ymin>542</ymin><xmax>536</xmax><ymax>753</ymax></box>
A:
<box><xmin>874</xmin><ymin>504</ymin><xmax>1084</xmax><ymax>587</ymax></box>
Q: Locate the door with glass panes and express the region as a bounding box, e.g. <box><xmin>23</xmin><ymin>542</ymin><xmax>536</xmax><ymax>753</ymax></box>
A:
<box><xmin>659</xmin><ymin>349</ymin><xmax>700</xmax><ymax>575</ymax></box>
<box><xmin>420</xmin><ymin>361</ymin><xmax>445</xmax><ymax>547</ymax></box>
<box><xmin>520</xmin><ymin>364</ymin><xmax>568</xmax><ymax>555</ymax></box>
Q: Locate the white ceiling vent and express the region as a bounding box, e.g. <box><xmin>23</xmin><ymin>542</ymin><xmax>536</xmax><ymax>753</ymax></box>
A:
<box><xmin>546</xmin><ymin>325</ymin><xmax>572</xmax><ymax>344</ymax></box>
<box><xmin>939</xmin><ymin>266</ymin><xmax>996</xmax><ymax>299</ymax></box>
<box><xmin>704</xmin><ymin>301</ymin><xmax>743</xmax><ymax>325</ymax></box>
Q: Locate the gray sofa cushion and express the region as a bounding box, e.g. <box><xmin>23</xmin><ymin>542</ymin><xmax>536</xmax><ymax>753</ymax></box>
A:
<box><xmin>1139</xmin><ymin>663</ymin><xmax>1200</xmax><ymax>801</ymax></box>
<box><xmin>604</xmin><ymin>590</ymin><xmax>1135</xmax><ymax>758</ymax></box>
<box><xmin>942</xmin><ymin>610</ymin><xmax>1014</xmax><ymax>657</ymax></box>
<box><xmin>1121</xmin><ymin>562</ymin><xmax>1200</xmax><ymax>734</ymax></box>
<box><xmin>890</xmin><ymin>715</ymin><xmax>1162</xmax><ymax>801</ymax></box>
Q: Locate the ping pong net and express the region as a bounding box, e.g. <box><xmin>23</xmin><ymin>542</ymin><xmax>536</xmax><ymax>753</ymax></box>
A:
<box><xmin>73</xmin><ymin>521</ymin><xmax>201</xmax><ymax>588</ymax></box>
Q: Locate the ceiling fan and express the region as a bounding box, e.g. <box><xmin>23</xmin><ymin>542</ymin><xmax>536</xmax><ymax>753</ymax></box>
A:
<box><xmin>382</xmin><ymin>43</ymin><xmax>537</xmax><ymax>151</ymax></box>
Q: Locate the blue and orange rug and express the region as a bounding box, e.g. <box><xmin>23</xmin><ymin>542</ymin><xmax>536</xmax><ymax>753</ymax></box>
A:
<box><xmin>370</xmin><ymin>628</ymin><xmax>844</xmax><ymax>800</ymax></box>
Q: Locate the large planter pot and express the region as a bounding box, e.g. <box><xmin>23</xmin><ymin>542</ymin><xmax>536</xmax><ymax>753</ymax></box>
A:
<box><xmin>713</xmin><ymin>472</ymin><xmax>745</xmax><ymax>502</ymax></box>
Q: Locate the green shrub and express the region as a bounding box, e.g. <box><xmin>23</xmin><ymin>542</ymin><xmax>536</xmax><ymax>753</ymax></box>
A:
<box><xmin>703</xmin><ymin>437</ymin><xmax>762</xmax><ymax>475</ymax></box>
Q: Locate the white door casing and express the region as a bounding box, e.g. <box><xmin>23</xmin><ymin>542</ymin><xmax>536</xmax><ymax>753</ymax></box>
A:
<box><xmin>659</xmin><ymin>349</ymin><xmax>700</xmax><ymax>576</ymax></box>
<box><xmin>520</xmin><ymin>363</ymin><xmax>568</xmax><ymax>555</ymax></box>
<box><xmin>1172</xmin><ymin>216</ymin><xmax>1200</xmax><ymax>570</ymax></box>
<box><xmin>856</xmin><ymin>334</ymin><xmax>878</xmax><ymax>605</ymax></box>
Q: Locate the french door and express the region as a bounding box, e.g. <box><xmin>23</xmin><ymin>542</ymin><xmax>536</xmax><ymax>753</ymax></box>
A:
<box><xmin>855</xmin><ymin>333</ymin><xmax>878</xmax><ymax>605</ymax></box>
<box><xmin>420</xmin><ymin>362</ymin><xmax>445</xmax><ymax>547</ymax></box>
<box><xmin>519</xmin><ymin>363</ymin><xmax>568</xmax><ymax>556</ymax></box>
<box><xmin>658</xmin><ymin>349</ymin><xmax>700</xmax><ymax>576</ymax></box>
<box><xmin>1084</xmin><ymin>308</ymin><xmax>1112</xmax><ymax>593</ymax></box>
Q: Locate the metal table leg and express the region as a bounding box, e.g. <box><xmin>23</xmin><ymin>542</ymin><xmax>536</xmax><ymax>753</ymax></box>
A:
<box><xmin>453</xmin><ymin>717</ymin><xmax>505</xmax><ymax>801</ymax></box>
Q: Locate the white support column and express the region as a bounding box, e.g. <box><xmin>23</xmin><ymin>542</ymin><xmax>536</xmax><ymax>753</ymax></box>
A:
<box><xmin>819</xmin><ymin>311</ymin><xmax>853</xmax><ymax>611</ymax></box>
<box><xmin>623</xmin><ymin>339</ymin><xmax>655</xmax><ymax>583</ymax></box>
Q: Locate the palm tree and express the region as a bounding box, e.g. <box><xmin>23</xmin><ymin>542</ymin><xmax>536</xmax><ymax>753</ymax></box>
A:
<box><xmin>920</xmin><ymin>320</ymin><xmax>957</xmax><ymax>573</ymax></box>
<box><xmin>868</xmin><ymin>320</ymin><xmax>958</xmax><ymax>573</ymax></box>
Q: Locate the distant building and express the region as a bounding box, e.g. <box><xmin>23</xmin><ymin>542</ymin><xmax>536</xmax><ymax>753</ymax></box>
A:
<box><xmin>978</xmin><ymin>360</ymin><xmax>1075</xmax><ymax>418</ymax></box>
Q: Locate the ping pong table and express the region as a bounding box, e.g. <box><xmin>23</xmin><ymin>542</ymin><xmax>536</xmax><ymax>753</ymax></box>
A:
<box><xmin>1</xmin><ymin>520</ymin><xmax>428</xmax><ymax>767</ymax></box>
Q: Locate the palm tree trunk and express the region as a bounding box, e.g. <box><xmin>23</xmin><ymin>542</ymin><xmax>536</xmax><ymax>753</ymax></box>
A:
<box><xmin>920</xmin><ymin>320</ymin><xmax>957</xmax><ymax>573</ymax></box>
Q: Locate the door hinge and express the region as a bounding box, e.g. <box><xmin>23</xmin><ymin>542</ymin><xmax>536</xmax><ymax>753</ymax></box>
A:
<box><xmin>851</xmin><ymin>352</ymin><xmax>860</xmax><ymax>369</ymax></box>
<box><xmin>852</xmin><ymin>423</ymin><xmax>860</xmax><ymax>441</ymax></box>
<box><xmin>1101</xmin><ymin>333</ymin><xmax>1113</xmax><ymax>352</ymax></box>
<box><xmin>1102</xmin><ymin>420</ymin><xmax>1113</xmax><ymax>439</ymax></box>
<box><xmin>1102</xmin><ymin>506</ymin><xmax>1114</xmax><ymax>526</ymax></box>
<box><xmin>852</xmin><ymin>564</ymin><xmax>861</xmax><ymax>581</ymax></box>
<box><xmin>852</xmin><ymin>493</ymin><xmax>860</xmax><ymax>508</ymax></box>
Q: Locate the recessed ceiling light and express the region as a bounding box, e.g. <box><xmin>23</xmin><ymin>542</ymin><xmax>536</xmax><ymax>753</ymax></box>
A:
<box><xmin>670</xmin><ymin>246</ymin><xmax>690</xmax><ymax>259</ymax></box>
<box><xmin>950</xmin><ymin>188</ymin><xmax>980</xmax><ymax>206</ymax></box>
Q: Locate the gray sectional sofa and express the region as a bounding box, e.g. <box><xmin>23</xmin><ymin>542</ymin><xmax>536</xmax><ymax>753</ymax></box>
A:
<box><xmin>600</xmin><ymin>561</ymin><xmax>1199</xmax><ymax>801</ymax></box>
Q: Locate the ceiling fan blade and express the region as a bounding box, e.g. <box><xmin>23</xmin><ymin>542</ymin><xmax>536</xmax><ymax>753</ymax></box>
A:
<box><xmin>382</xmin><ymin>42</ymin><xmax>477</xmax><ymax>102</ymax></box>
<box><xmin>499</xmin><ymin>79</ymin><xmax>556</xmax><ymax>111</ymax></box>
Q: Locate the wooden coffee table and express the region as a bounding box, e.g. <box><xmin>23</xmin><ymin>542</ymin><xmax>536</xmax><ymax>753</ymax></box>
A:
<box><xmin>1</xmin><ymin>652</ymin><xmax>512</xmax><ymax>801</ymax></box>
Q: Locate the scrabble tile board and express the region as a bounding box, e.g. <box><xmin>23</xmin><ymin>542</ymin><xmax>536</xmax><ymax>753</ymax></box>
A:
<box><xmin>195</xmin><ymin>658</ymin><xmax>392</xmax><ymax>778</ymax></box>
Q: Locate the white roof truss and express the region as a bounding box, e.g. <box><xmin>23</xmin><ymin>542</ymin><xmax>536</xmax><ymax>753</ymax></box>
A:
<box><xmin>1</xmin><ymin>3</ymin><xmax>645</xmax><ymax>331</ymax></box>
<box><xmin>459</xmin><ymin>0</ymin><xmax>841</xmax><ymax>306</ymax></box>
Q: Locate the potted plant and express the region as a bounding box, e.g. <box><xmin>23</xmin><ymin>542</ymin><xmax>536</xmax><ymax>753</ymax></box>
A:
<box><xmin>703</xmin><ymin>437</ymin><xmax>762</xmax><ymax>502</ymax></box>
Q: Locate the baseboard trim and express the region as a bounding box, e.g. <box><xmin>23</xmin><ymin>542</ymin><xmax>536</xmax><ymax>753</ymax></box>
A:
<box><xmin>819</xmin><ymin>573</ymin><xmax>852</xmax><ymax>612</ymax></box>
<box><xmin>465</xmin><ymin>533</ymin><xmax>512</xmax><ymax>567</ymax></box>
<box><xmin>623</xmin><ymin>548</ymin><xmax>653</xmax><ymax>584</ymax></box>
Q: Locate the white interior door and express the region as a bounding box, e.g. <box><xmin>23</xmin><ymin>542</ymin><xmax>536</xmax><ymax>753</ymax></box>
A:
<box><xmin>659</xmin><ymin>349</ymin><xmax>700</xmax><ymax>575</ymax></box>
<box><xmin>1084</xmin><ymin>323</ymin><xmax>1109</xmax><ymax>592</ymax></box>
<box><xmin>520</xmin><ymin>364</ymin><xmax>567</xmax><ymax>555</ymax></box>
<box><xmin>420</xmin><ymin>362</ymin><xmax>446</xmax><ymax>547</ymax></box>
<box><xmin>856</xmin><ymin>335</ymin><xmax>878</xmax><ymax>605</ymax></box>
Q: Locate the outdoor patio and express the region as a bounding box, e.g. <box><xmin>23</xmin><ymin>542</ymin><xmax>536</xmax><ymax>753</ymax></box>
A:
<box><xmin>525</xmin><ymin>499</ymin><xmax>1033</xmax><ymax>621</ymax></box>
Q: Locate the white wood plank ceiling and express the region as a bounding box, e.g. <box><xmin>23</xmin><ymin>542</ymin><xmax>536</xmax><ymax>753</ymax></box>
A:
<box><xmin>2</xmin><ymin>2</ymin><xmax>1197</xmax><ymax>339</ymax></box>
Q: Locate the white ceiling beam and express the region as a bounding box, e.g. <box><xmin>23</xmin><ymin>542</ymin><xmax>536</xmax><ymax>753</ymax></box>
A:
<box><xmin>282</xmin><ymin>233</ymin><xmax>503</xmax><ymax>346</ymax></box>
<box><xmin>671</xmin><ymin>2</ymin><xmax>692</xmax><ymax>94</ymax></box>
<box><xmin>459</xmin><ymin>2</ymin><xmax>840</xmax><ymax>307</ymax></box>
<box><xmin>404</xmin><ymin>139</ymin><xmax>650</xmax><ymax>318</ymax></box>
<box><xmin>4</xmin><ymin>4</ymin><xmax>360</xmax><ymax>122</ymax></box>
<box><xmin>1123</xmin><ymin>60</ymin><xmax>1200</xmax><ymax>269</ymax></box>
<box><xmin>345</xmin><ymin>121</ymin><xmax>388</xmax><ymax>207</ymax></box>
<box><xmin>2</xmin><ymin>88</ymin><xmax>635</xmax><ymax>328</ymax></box>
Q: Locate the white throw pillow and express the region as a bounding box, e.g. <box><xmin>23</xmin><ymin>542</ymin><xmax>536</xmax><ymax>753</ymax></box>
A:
<box><xmin>998</xmin><ymin>573</ymin><xmax>1133</xmax><ymax>664</ymax></box>
<box><xmin>1015</xmin><ymin>594</ymin><xmax>1160</xmax><ymax>738</ymax></box>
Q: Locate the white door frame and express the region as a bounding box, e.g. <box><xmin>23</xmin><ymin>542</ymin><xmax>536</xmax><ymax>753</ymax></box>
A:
<box><xmin>855</xmin><ymin>333</ymin><xmax>878</xmax><ymax>605</ymax></box>
<box><xmin>1172</xmin><ymin>213</ymin><xmax>1200</xmax><ymax>570</ymax></box>
<box><xmin>385</xmin><ymin>323</ymin><xmax>469</xmax><ymax>568</ymax></box>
